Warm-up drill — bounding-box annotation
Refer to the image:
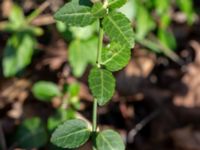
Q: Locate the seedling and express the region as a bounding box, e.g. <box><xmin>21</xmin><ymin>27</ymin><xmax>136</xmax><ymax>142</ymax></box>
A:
<box><xmin>32</xmin><ymin>81</ymin><xmax>81</xmax><ymax>130</ymax></box>
<box><xmin>1</xmin><ymin>4</ymin><xmax>44</xmax><ymax>77</ymax></box>
<box><xmin>51</xmin><ymin>0</ymin><xmax>134</xmax><ymax>150</ymax></box>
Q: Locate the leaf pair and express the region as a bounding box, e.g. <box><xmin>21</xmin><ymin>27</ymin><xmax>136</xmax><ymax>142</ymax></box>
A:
<box><xmin>51</xmin><ymin>119</ymin><xmax>125</xmax><ymax>150</ymax></box>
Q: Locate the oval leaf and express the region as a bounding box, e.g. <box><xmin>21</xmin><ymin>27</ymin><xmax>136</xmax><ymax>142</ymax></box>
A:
<box><xmin>101</xmin><ymin>43</ymin><xmax>131</xmax><ymax>71</ymax></box>
<box><xmin>32</xmin><ymin>81</ymin><xmax>61</xmax><ymax>101</ymax></box>
<box><xmin>89</xmin><ymin>68</ymin><xmax>115</xmax><ymax>106</ymax></box>
<box><xmin>51</xmin><ymin>119</ymin><xmax>91</xmax><ymax>148</ymax></box>
<box><xmin>96</xmin><ymin>130</ymin><xmax>125</xmax><ymax>150</ymax></box>
<box><xmin>54</xmin><ymin>0</ymin><xmax>96</xmax><ymax>27</ymax></box>
<box><xmin>102</xmin><ymin>11</ymin><xmax>134</xmax><ymax>48</ymax></box>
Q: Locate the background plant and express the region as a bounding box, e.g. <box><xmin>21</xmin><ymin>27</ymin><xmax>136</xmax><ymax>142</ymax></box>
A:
<box><xmin>0</xmin><ymin>3</ymin><xmax>45</xmax><ymax>77</ymax></box>
<box><xmin>120</xmin><ymin>0</ymin><xmax>195</xmax><ymax>61</ymax></box>
<box><xmin>50</xmin><ymin>0</ymin><xmax>134</xmax><ymax>149</ymax></box>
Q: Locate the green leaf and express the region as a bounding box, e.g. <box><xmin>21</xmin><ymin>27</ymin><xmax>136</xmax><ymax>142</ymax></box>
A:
<box><xmin>3</xmin><ymin>32</ymin><xmax>36</xmax><ymax>77</ymax></box>
<box><xmin>68</xmin><ymin>83</ymin><xmax>80</xmax><ymax>97</ymax></box>
<box><xmin>69</xmin><ymin>36</ymin><xmax>98</xmax><ymax>77</ymax></box>
<box><xmin>67</xmin><ymin>83</ymin><xmax>81</xmax><ymax>109</ymax></box>
<box><xmin>51</xmin><ymin>119</ymin><xmax>91</xmax><ymax>148</ymax></box>
<box><xmin>92</xmin><ymin>2</ymin><xmax>107</xmax><ymax>18</ymax></box>
<box><xmin>54</xmin><ymin>0</ymin><xmax>96</xmax><ymax>27</ymax></box>
<box><xmin>95</xmin><ymin>130</ymin><xmax>125</xmax><ymax>150</ymax></box>
<box><xmin>102</xmin><ymin>11</ymin><xmax>134</xmax><ymax>48</ymax></box>
<box><xmin>154</xmin><ymin>0</ymin><xmax>170</xmax><ymax>15</ymax></box>
<box><xmin>176</xmin><ymin>0</ymin><xmax>195</xmax><ymax>24</ymax></box>
<box><xmin>13</xmin><ymin>117</ymin><xmax>48</xmax><ymax>148</ymax></box>
<box><xmin>8</xmin><ymin>4</ymin><xmax>25</xmax><ymax>30</ymax></box>
<box><xmin>101</xmin><ymin>43</ymin><xmax>131</xmax><ymax>71</ymax></box>
<box><xmin>135</xmin><ymin>4</ymin><xmax>155</xmax><ymax>40</ymax></box>
<box><xmin>70</xmin><ymin>22</ymin><xmax>98</xmax><ymax>40</ymax></box>
<box><xmin>160</xmin><ymin>13</ymin><xmax>171</xmax><ymax>29</ymax></box>
<box><xmin>158</xmin><ymin>29</ymin><xmax>176</xmax><ymax>50</ymax></box>
<box><xmin>48</xmin><ymin>108</ymin><xmax>76</xmax><ymax>132</ymax></box>
<box><xmin>89</xmin><ymin>68</ymin><xmax>115</xmax><ymax>106</ymax></box>
<box><xmin>32</xmin><ymin>81</ymin><xmax>61</xmax><ymax>101</ymax></box>
<box><xmin>108</xmin><ymin>0</ymin><xmax>127</xmax><ymax>10</ymax></box>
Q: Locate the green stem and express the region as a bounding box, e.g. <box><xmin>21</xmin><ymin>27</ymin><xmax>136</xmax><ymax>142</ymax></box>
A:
<box><xmin>96</xmin><ymin>19</ymin><xmax>104</xmax><ymax>67</ymax></box>
<box><xmin>92</xmin><ymin>98</ymin><xmax>98</xmax><ymax>132</ymax></box>
<box><xmin>92</xmin><ymin>20</ymin><xmax>104</xmax><ymax>150</ymax></box>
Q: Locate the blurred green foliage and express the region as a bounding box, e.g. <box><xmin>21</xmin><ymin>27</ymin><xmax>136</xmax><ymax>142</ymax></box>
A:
<box><xmin>2</xmin><ymin>4</ymin><xmax>43</xmax><ymax>77</ymax></box>
<box><xmin>12</xmin><ymin>117</ymin><xmax>48</xmax><ymax>148</ymax></box>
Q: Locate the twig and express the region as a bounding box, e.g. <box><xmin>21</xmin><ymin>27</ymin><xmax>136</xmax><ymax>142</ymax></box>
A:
<box><xmin>31</xmin><ymin>14</ymin><xmax>55</xmax><ymax>26</ymax></box>
<box><xmin>127</xmin><ymin>110</ymin><xmax>160</xmax><ymax>143</ymax></box>
<box><xmin>26</xmin><ymin>1</ymin><xmax>50</xmax><ymax>24</ymax></box>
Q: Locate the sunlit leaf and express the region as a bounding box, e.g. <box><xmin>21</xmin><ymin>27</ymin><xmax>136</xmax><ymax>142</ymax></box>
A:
<box><xmin>102</xmin><ymin>11</ymin><xmax>134</xmax><ymax>48</ymax></box>
<box><xmin>101</xmin><ymin>43</ymin><xmax>131</xmax><ymax>71</ymax></box>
